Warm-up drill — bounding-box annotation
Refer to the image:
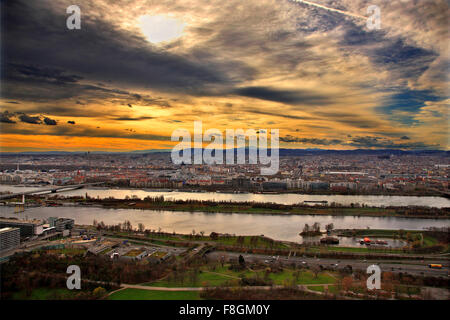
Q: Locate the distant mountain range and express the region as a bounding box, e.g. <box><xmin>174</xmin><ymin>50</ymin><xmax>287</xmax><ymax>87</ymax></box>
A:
<box><xmin>1</xmin><ymin>148</ymin><xmax>448</xmax><ymax>156</ymax></box>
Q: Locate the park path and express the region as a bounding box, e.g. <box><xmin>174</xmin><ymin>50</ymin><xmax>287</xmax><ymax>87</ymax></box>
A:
<box><xmin>202</xmin><ymin>270</ymin><xmax>241</xmax><ymax>279</ymax></box>
<box><xmin>117</xmin><ymin>283</ymin><xmax>336</xmax><ymax>292</ymax></box>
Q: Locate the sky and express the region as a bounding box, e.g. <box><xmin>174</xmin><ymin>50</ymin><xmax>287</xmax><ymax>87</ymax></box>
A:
<box><xmin>0</xmin><ymin>0</ymin><xmax>448</xmax><ymax>152</ymax></box>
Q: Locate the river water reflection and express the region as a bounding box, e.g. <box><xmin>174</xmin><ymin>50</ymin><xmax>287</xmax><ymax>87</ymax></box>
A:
<box><xmin>1</xmin><ymin>206</ymin><xmax>448</xmax><ymax>243</ymax></box>
<box><xmin>1</xmin><ymin>186</ymin><xmax>450</xmax><ymax>208</ymax></box>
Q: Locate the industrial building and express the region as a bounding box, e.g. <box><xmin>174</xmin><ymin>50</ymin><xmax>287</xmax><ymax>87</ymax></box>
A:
<box><xmin>0</xmin><ymin>218</ymin><xmax>44</xmax><ymax>237</ymax></box>
<box><xmin>0</xmin><ymin>227</ymin><xmax>20</xmax><ymax>252</ymax></box>
<box><xmin>48</xmin><ymin>217</ymin><xmax>74</xmax><ymax>232</ymax></box>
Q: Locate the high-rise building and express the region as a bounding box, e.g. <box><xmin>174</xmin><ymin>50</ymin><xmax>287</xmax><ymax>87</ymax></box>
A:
<box><xmin>0</xmin><ymin>227</ymin><xmax>20</xmax><ymax>252</ymax></box>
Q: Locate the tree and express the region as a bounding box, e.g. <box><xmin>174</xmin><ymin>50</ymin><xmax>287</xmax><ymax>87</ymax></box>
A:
<box><xmin>138</xmin><ymin>223</ymin><xmax>145</xmax><ymax>233</ymax></box>
<box><xmin>312</xmin><ymin>222</ymin><xmax>320</xmax><ymax>233</ymax></box>
<box><xmin>311</xmin><ymin>265</ymin><xmax>320</xmax><ymax>279</ymax></box>
<box><xmin>342</xmin><ymin>276</ymin><xmax>353</xmax><ymax>291</ymax></box>
<box><xmin>325</xmin><ymin>223</ymin><xmax>334</xmax><ymax>232</ymax></box>
<box><xmin>220</xmin><ymin>254</ymin><xmax>227</xmax><ymax>267</ymax></box>
<box><xmin>238</xmin><ymin>255</ymin><xmax>246</xmax><ymax>267</ymax></box>
<box><xmin>93</xmin><ymin>286</ymin><xmax>107</xmax><ymax>298</ymax></box>
<box><xmin>383</xmin><ymin>272</ymin><xmax>394</xmax><ymax>295</ymax></box>
<box><xmin>210</xmin><ymin>232</ymin><xmax>219</xmax><ymax>240</ymax></box>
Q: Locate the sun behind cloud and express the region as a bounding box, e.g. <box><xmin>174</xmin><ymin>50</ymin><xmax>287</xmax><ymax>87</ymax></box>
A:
<box><xmin>138</xmin><ymin>14</ymin><xmax>185</xmax><ymax>44</ymax></box>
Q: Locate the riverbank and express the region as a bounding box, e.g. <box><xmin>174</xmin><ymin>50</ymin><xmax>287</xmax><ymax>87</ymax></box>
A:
<box><xmin>82</xmin><ymin>197</ymin><xmax>450</xmax><ymax>218</ymax></box>
<box><xmin>2</xmin><ymin>205</ymin><xmax>449</xmax><ymax>244</ymax></box>
<box><xmin>2</xmin><ymin>185</ymin><xmax>450</xmax><ymax>209</ymax></box>
<box><xmin>6</xmin><ymin>196</ymin><xmax>449</xmax><ymax>218</ymax></box>
<box><xmin>1</xmin><ymin>183</ymin><xmax>448</xmax><ymax>198</ymax></box>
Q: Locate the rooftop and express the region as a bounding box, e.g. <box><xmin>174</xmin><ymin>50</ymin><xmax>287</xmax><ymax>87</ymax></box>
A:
<box><xmin>0</xmin><ymin>227</ymin><xmax>20</xmax><ymax>234</ymax></box>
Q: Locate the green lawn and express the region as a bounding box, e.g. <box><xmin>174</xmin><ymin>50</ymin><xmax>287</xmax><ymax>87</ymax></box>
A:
<box><xmin>143</xmin><ymin>265</ymin><xmax>338</xmax><ymax>289</ymax></box>
<box><xmin>144</xmin><ymin>270</ymin><xmax>238</xmax><ymax>287</ymax></box>
<box><xmin>108</xmin><ymin>288</ymin><xmax>202</xmax><ymax>300</ymax></box>
<box><xmin>209</xmin><ymin>265</ymin><xmax>254</xmax><ymax>278</ymax></box>
<box><xmin>307</xmin><ymin>284</ymin><xmax>339</xmax><ymax>294</ymax></box>
<box><xmin>307</xmin><ymin>285</ymin><xmax>324</xmax><ymax>292</ymax></box>
<box><xmin>250</xmin><ymin>269</ymin><xmax>337</xmax><ymax>285</ymax></box>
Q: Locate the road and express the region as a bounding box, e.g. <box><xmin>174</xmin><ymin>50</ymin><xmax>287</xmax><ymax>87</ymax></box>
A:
<box><xmin>206</xmin><ymin>251</ymin><xmax>450</xmax><ymax>277</ymax></box>
<box><xmin>0</xmin><ymin>182</ymin><xmax>104</xmax><ymax>200</ymax></box>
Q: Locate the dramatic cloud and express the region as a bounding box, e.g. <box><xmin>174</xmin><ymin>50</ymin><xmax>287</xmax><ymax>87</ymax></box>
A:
<box><xmin>233</xmin><ymin>86</ymin><xmax>331</xmax><ymax>106</ymax></box>
<box><xmin>0</xmin><ymin>111</ymin><xmax>16</xmax><ymax>123</ymax></box>
<box><xmin>348</xmin><ymin>136</ymin><xmax>438</xmax><ymax>150</ymax></box>
<box><xmin>0</xmin><ymin>0</ymin><xmax>448</xmax><ymax>151</ymax></box>
<box><xmin>43</xmin><ymin>117</ymin><xmax>57</xmax><ymax>125</ymax></box>
<box><xmin>280</xmin><ymin>135</ymin><xmax>342</xmax><ymax>145</ymax></box>
<box><xmin>18</xmin><ymin>113</ymin><xmax>41</xmax><ymax>124</ymax></box>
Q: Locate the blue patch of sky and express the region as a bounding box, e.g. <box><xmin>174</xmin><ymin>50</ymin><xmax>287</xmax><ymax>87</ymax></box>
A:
<box><xmin>377</xmin><ymin>89</ymin><xmax>442</xmax><ymax>125</ymax></box>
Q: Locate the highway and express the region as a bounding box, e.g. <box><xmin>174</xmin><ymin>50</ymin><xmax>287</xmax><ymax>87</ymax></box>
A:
<box><xmin>0</xmin><ymin>182</ymin><xmax>104</xmax><ymax>200</ymax></box>
<box><xmin>206</xmin><ymin>251</ymin><xmax>450</xmax><ymax>277</ymax></box>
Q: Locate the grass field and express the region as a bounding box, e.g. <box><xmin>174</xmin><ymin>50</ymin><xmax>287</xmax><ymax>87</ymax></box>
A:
<box><xmin>108</xmin><ymin>288</ymin><xmax>202</xmax><ymax>300</ymax></box>
<box><xmin>145</xmin><ymin>269</ymin><xmax>238</xmax><ymax>287</ymax></box>
<box><xmin>256</xmin><ymin>269</ymin><xmax>337</xmax><ymax>285</ymax></box>
<box><xmin>307</xmin><ymin>285</ymin><xmax>324</xmax><ymax>292</ymax></box>
<box><xmin>143</xmin><ymin>265</ymin><xmax>338</xmax><ymax>288</ymax></box>
<box><xmin>151</xmin><ymin>251</ymin><xmax>168</xmax><ymax>259</ymax></box>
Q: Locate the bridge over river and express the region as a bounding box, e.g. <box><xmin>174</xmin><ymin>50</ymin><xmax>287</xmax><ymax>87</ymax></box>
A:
<box><xmin>0</xmin><ymin>182</ymin><xmax>104</xmax><ymax>201</ymax></box>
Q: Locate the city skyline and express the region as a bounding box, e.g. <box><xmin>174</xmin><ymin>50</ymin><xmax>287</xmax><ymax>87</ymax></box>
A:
<box><xmin>1</xmin><ymin>0</ymin><xmax>449</xmax><ymax>152</ymax></box>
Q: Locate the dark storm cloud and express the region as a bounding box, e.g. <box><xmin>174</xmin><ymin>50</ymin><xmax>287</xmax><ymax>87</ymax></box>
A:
<box><xmin>312</xmin><ymin>111</ymin><xmax>385</xmax><ymax>129</ymax></box>
<box><xmin>1</xmin><ymin>0</ymin><xmax>230</xmax><ymax>102</ymax></box>
<box><xmin>18</xmin><ymin>113</ymin><xmax>41</xmax><ymax>124</ymax></box>
<box><xmin>3</xmin><ymin>63</ymin><xmax>174</xmax><ymax>109</ymax></box>
<box><xmin>245</xmin><ymin>108</ymin><xmax>312</xmax><ymax>120</ymax></box>
<box><xmin>371</xmin><ymin>40</ymin><xmax>437</xmax><ymax>81</ymax></box>
<box><xmin>112</xmin><ymin>116</ymin><xmax>154</xmax><ymax>121</ymax></box>
<box><xmin>0</xmin><ymin>111</ymin><xmax>16</xmax><ymax>123</ymax></box>
<box><xmin>43</xmin><ymin>117</ymin><xmax>57</xmax><ymax>125</ymax></box>
<box><xmin>233</xmin><ymin>86</ymin><xmax>331</xmax><ymax>106</ymax></box>
<box><xmin>347</xmin><ymin>136</ymin><xmax>437</xmax><ymax>150</ymax></box>
<box><xmin>8</xmin><ymin>63</ymin><xmax>83</xmax><ymax>84</ymax></box>
<box><xmin>2</xmin><ymin>111</ymin><xmax>58</xmax><ymax>126</ymax></box>
<box><xmin>1</xmin><ymin>123</ymin><xmax>171</xmax><ymax>141</ymax></box>
<box><xmin>340</xmin><ymin>26</ymin><xmax>386</xmax><ymax>47</ymax></box>
<box><xmin>280</xmin><ymin>135</ymin><xmax>342</xmax><ymax>145</ymax></box>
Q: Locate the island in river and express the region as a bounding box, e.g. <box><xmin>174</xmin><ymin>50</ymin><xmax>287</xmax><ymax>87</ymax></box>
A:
<box><xmin>19</xmin><ymin>194</ymin><xmax>450</xmax><ymax>219</ymax></box>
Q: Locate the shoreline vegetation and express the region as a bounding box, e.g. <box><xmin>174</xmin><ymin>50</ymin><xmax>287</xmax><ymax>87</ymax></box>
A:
<box><xmin>16</xmin><ymin>194</ymin><xmax>450</xmax><ymax>218</ymax></box>
<box><xmin>90</xmin><ymin>222</ymin><xmax>449</xmax><ymax>256</ymax></box>
<box><xmin>3</xmin><ymin>183</ymin><xmax>450</xmax><ymax>197</ymax></box>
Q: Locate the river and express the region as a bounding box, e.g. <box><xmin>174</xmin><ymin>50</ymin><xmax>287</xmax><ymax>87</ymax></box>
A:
<box><xmin>1</xmin><ymin>185</ymin><xmax>450</xmax><ymax>208</ymax></box>
<box><xmin>0</xmin><ymin>206</ymin><xmax>448</xmax><ymax>244</ymax></box>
